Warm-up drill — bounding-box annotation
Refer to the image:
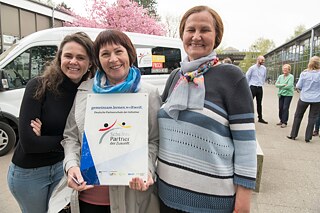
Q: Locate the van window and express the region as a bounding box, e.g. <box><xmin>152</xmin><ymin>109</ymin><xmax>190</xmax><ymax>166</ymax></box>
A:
<box><xmin>1</xmin><ymin>45</ymin><xmax>181</xmax><ymax>91</ymax></box>
<box><xmin>134</xmin><ymin>47</ymin><xmax>181</xmax><ymax>75</ymax></box>
<box><xmin>3</xmin><ymin>46</ymin><xmax>57</xmax><ymax>89</ymax></box>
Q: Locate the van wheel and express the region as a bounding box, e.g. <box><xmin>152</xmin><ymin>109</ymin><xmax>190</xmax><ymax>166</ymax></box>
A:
<box><xmin>0</xmin><ymin>121</ymin><xmax>16</xmax><ymax>156</ymax></box>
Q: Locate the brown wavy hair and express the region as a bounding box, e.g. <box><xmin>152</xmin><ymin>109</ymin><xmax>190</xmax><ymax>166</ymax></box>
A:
<box><xmin>179</xmin><ymin>5</ymin><xmax>224</xmax><ymax>50</ymax></box>
<box><xmin>34</xmin><ymin>32</ymin><xmax>96</xmax><ymax>100</ymax></box>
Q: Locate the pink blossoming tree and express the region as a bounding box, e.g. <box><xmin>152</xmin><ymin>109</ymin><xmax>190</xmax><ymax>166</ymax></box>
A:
<box><xmin>60</xmin><ymin>0</ymin><xmax>166</xmax><ymax>36</ymax></box>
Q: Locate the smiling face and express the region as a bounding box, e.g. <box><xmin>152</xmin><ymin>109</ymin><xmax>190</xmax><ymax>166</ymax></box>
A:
<box><xmin>282</xmin><ymin>64</ymin><xmax>291</xmax><ymax>75</ymax></box>
<box><xmin>99</xmin><ymin>43</ymin><xmax>130</xmax><ymax>85</ymax></box>
<box><xmin>60</xmin><ymin>41</ymin><xmax>91</xmax><ymax>83</ymax></box>
<box><xmin>182</xmin><ymin>11</ymin><xmax>216</xmax><ymax>61</ymax></box>
<box><xmin>257</xmin><ymin>56</ymin><xmax>265</xmax><ymax>66</ymax></box>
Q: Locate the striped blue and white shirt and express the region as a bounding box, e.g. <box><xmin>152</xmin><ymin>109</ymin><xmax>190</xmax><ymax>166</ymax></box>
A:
<box><xmin>157</xmin><ymin>64</ymin><xmax>257</xmax><ymax>213</ymax></box>
<box><xmin>296</xmin><ymin>70</ymin><xmax>320</xmax><ymax>103</ymax></box>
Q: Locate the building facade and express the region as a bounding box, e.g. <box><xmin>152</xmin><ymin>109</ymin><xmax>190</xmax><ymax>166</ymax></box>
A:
<box><xmin>264</xmin><ymin>23</ymin><xmax>320</xmax><ymax>82</ymax></box>
<box><xmin>0</xmin><ymin>0</ymin><xmax>73</xmax><ymax>52</ymax></box>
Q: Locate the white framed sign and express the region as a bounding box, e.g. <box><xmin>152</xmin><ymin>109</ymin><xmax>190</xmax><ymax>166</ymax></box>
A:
<box><xmin>80</xmin><ymin>93</ymin><xmax>149</xmax><ymax>185</ymax></box>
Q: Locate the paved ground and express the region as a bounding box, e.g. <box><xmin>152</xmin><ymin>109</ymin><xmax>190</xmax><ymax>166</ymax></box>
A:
<box><xmin>1</xmin><ymin>84</ymin><xmax>319</xmax><ymax>212</ymax></box>
<box><xmin>250</xmin><ymin>85</ymin><xmax>320</xmax><ymax>212</ymax></box>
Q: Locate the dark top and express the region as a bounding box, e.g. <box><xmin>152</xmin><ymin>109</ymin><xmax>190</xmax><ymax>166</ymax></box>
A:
<box><xmin>12</xmin><ymin>76</ymin><xmax>80</xmax><ymax>168</ymax></box>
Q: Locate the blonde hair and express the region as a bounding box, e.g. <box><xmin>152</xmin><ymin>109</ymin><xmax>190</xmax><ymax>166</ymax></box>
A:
<box><xmin>283</xmin><ymin>64</ymin><xmax>291</xmax><ymax>71</ymax></box>
<box><xmin>307</xmin><ymin>56</ymin><xmax>320</xmax><ymax>70</ymax></box>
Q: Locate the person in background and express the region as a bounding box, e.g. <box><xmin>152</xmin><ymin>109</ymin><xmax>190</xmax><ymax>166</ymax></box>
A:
<box><xmin>48</xmin><ymin>29</ymin><xmax>161</xmax><ymax>213</ymax></box>
<box><xmin>287</xmin><ymin>56</ymin><xmax>320</xmax><ymax>143</ymax></box>
<box><xmin>7</xmin><ymin>32</ymin><xmax>96</xmax><ymax>213</ymax></box>
<box><xmin>246</xmin><ymin>55</ymin><xmax>268</xmax><ymax>124</ymax></box>
<box><xmin>312</xmin><ymin>115</ymin><xmax>320</xmax><ymax>136</ymax></box>
<box><xmin>157</xmin><ymin>5</ymin><xmax>257</xmax><ymax>213</ymax></box>
<box><xmin>275</xmin><ymin>64</ymin><xmax>294</xmax><ymax>128</ymax></box>
<box><xmin>222</xmin><ymin>57</ymin><xmax>232</xmax><ymax>64</ymax></box>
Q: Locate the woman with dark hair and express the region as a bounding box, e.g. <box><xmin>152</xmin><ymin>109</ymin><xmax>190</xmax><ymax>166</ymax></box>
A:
<box><xmin>48</xmin><ymin>29</ymin><xmax>161</xmax><ymax>213</ymax></box>
<box><xmin>7</xmin><ymin>32</ymin><xmax>96</xmax><ymax>213</ymax></box>
<box><xmin>158</xmin><ymin>6</ymin><xmax>257</xmax><ymax>213</ymax></box>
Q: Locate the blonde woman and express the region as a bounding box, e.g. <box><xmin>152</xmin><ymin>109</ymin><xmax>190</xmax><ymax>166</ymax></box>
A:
<box><xmin>287</xmin><ymin>56</ymin><xmax>320</xmax><ymax>142</ymax></box>
<box><xmin>275</xmin><ymin>64</ymin><xmax>294</xmax><ymax>128</ymax></box>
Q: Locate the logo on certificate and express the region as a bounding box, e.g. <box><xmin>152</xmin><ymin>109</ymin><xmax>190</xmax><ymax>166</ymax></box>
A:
<box><xmin>98</xmin><ymin>120</ymin><xmax>132</xmax><ymax>145</ymax></box>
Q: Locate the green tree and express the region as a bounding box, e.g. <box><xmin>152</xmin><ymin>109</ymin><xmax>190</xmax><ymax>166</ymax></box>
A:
<box><xmin>239</xmin><ymin>52</ymin><xmax>256</xmax><ymax>73</ymax></box>
<box><xmin>286</xmin><ymin>24</ymin><xmax>307</xmax><ymax>42</ymax></box>
<box><xmin>56</xmin><ymin>2</ymin><xmax>71</xmax><ymax>11</ymax></box>
<box><xmin>249</xmin><ymin>37</ymin><xmax>276</xmax><ymax>55</ymax></box>
<box><xmin>215</xmin><ymin>45</ymin><xmax>226</xmax><ymax>54</ymax></box>
<box><xmin>239</xmin><ymin>37</ymin><xmax>275</xmax><ymax>72</ymax></box>
<box><xmin>133</xmin><ymin>0</ymin><xmax>158</xmax><ymax>18</ymax></box>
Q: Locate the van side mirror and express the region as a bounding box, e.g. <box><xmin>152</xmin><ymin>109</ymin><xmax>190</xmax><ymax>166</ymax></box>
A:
<box><xmin>0</xmin><ymin>69</ymin><xmax>9</xmax><ymax>91</ymax></box>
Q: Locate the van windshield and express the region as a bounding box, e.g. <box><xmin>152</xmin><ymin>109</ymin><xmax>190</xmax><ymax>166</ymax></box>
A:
<box><xmin>0</xmin><ymin>43</ymin><xmax>18</xmax><ymax>62</ymax></box>
<box><xmin>134</xmin><ymin>47</ymin><xmax>181</xmax><ymax>75</ymax></box>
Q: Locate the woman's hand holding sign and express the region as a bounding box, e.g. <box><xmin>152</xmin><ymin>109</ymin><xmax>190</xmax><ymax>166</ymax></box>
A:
<box><xmin>67</xmin><ymin>166</ymin><xmax>94</xmax><ymax>191</ymax></box>
<box><xmin>129</xmin><ymin>172</ymin><xmax>154</xmax><ymax>191</ymax></box>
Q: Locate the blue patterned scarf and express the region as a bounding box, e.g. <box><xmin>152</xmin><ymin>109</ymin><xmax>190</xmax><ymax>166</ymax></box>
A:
<box><xmin>92</xmin><ymin>66</ymin><xmax>141</xmax><ymax>93</ymax></box>
<box><xmin>163</xmin><ymin>51</ymin><xmax>219</xmax><ymax>120</ymax></box>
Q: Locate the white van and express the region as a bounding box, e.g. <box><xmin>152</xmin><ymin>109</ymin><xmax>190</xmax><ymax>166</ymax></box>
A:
<box><xmin>0</xmin><ymin>27</ymin><xmax>186</xmax><ymax>156</ymax></box>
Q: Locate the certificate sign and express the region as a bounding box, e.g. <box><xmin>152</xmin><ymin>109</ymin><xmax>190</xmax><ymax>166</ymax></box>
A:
<box><xmin>80</xmin><ymin>93</ymin><xmax>148</xmax><ymax>185</ymax></box>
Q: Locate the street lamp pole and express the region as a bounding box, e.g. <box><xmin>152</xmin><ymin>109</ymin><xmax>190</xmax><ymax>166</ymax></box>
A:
<box><xmin>52</xmin><ymin>6</ymin><xmax>55</xmax><ymax>28</ymax></box>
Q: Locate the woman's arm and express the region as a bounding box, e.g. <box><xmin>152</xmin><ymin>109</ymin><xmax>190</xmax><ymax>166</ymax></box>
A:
<box><xmin>234</xmin><ymin>186</ymin><xmax>252</xmax><ymax>213</ymax></box>
<box><xmin>282</xmin><ymin>74</ymin><xmax>295</xmax><ymax>90</ymax></box>
<box><xmin>228</xmin><ymin>77</ymin><xmax>257</xmax><ymax>189</ymax></box>
<box><xmin>62</xmin><ymin>94</ymin><xmax>94</xmax><ymax>191</ymax></box>
<box><xmin>129</xmin><ymin>86</ymin><xmax>161</xmax><ymax>191</ymax></box>
<box><xmin>19</xmin><ymin>79</ymin><xmax>63</xmax><ymax>153</ymax></box>
<box><xmin>296</xmin><ymin>72</ymin><xmax>304</xmax><ymax>90</ymax></box>
<box><xmin>226</xmin><ymin>73</ymin><xmax>257</xmax><ymax>212</ymax></box>
<box><xmin>146</xmin><ymin>87</ymin><xmax>161</xmax><ymax>179</ymax></box>
<box><xmin>275</xmin><ymin>75</ymin><xmax>284</xmax><ymax>88</ymax></box>
<box><xmin>61</xmin><ymin>102</ymin><xmax>82</xmax><ymax>173</ymax></box>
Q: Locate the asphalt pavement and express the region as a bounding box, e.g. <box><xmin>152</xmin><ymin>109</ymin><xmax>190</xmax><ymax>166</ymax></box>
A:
<box><xmin>1</xmin><ymin>84</ymin><xmax>319</xmax><ymax>212</ymax></box>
